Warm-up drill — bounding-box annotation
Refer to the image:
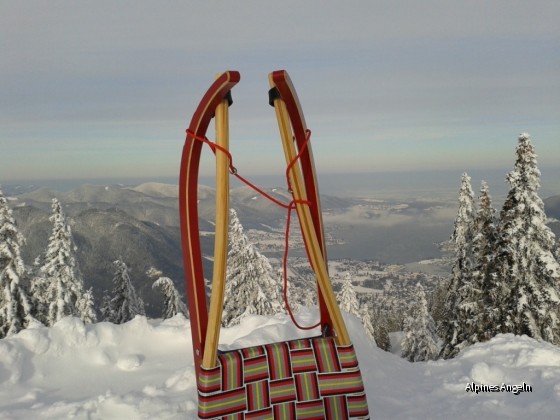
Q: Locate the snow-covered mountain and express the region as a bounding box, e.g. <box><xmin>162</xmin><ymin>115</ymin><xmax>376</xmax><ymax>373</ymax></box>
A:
<box><xmin>0</xmin><ymin>310</ymin><xmax>558</xmax><ymax>419</ymax></box>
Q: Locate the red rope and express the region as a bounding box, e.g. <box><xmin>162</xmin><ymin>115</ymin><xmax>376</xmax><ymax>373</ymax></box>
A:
<box><xmin>186</xmin><ymin>129</ymin><xmax>320</xmax><ymax>330</ymax></box>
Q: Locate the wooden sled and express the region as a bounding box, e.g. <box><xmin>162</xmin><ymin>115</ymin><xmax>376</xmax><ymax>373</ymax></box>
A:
<box><xmin>179</xmin><ymin>71</ymin><xmax>369</xmax><ymax>419</ymax></box>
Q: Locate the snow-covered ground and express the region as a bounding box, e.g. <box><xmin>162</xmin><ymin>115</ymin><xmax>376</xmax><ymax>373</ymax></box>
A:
<box><xmin>1</xmin><ymin>310</ymin><xmax>559</xmax><ymax>419</ymax></box>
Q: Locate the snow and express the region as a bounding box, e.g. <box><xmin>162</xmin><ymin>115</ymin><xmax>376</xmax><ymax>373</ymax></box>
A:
<box><xmin>1</xmin><ymin>310</ymin><xmax>560</xmax><ymax>419</ymax></box>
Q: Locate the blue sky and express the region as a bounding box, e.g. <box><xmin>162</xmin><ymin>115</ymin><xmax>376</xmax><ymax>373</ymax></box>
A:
<box><xmin>1</xmin><ymin>1</ymin><xmax>559</xmax><ymax>183</ymax></box>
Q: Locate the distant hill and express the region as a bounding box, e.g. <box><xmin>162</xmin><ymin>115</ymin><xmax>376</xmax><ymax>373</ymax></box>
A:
<box><xmin>129</xmin><ymin>182</ymin><xmax>178</xmax><ymax>198</ymax></box>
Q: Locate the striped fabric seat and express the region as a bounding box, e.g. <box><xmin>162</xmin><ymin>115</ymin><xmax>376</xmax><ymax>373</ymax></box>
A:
<box><xmin>198</xmin><ymin>336</ymin><xmax>369</xmax><ymax>419</ymax></box>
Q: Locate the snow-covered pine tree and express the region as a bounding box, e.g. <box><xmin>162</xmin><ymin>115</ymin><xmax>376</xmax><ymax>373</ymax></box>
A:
<box><xmin>440</xmin><ymin>173</ymin><xmax>475</xmax><ymax>359</ymax></box>
<box><xmin>358</xmin><ymin>303</ymin><xmax>376</xmax><ymax>343</ymax></box>
<box><xmin>222</xmin><ymin>209</ymin><xmax>282</xmax><ymax>327</ymax></box>
<box><xmin>33</xmin><ymin>199</ymin><xmax>88</xmax><ymax>326</ymax></box>
<box><xmin>29</xmin><ymin>277</ymin><xmax>48</xmax><ymax>325</ymax></box>
<box><xmin>336</xmin><ymin>272</ymin><xmax>376</xmax><ymax>342</ymax></box>
<box><xmin>76</xmin><ymin>287</ymin><xmax>97</xmax><ymax>324</ymax></box>
<box><xmin>401</xmin><ymin>283</ymin><xmax>439</xmax><ymax>362</ymax></box>
<box><xmin>464</xmin><ymin>181</ymin><xmax>497</xmax><ymax>343</ymax></box>
<box><xmin>489</xmin><ymin>133</ymin><xmax>560</xmax><ymax>343</ymax></box>
<box><xmin>0</xmin><ymin>187</ymin><xmax>32</xmax><ymax>337</ymax></box>
<box><xmin>152</xmin><ymin>277</ymin><xmax>187</xmax><ymax>319</ymax></box>
<box><xmin>108</xmin><ymin>259</ymin><xmax>145</xmax><ymax>324</ymax></box>
<box><xmin>336</xmin><ymin>272</ymin><xmax>359</xmax><ymax>316</ymax></box>
<box><xmin>303</xmin><ymin>290</ymin><xmax>316</xmax><ymax>307</ymax></box>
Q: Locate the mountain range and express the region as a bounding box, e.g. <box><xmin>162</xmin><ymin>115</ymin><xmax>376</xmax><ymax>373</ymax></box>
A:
<box><xmin>6</xmin><ymin>182</ymin><xmax>560</xmax><ymax>316</ymax></box>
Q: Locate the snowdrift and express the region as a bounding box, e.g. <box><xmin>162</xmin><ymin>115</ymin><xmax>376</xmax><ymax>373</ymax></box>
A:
<box><xmin>1</xmin><ymin>310</ymin><xmax>560</xmax><ymax>419</ymax></box>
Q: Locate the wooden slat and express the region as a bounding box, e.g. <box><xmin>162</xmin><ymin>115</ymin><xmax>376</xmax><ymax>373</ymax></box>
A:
<box><xmin>179</xmin><ymin>71</ymin><xmax>239</xmax><ymax>379</ymax></box>
<box><xmin>270</xmin><ymin>70</ymin><xmax>332</xmax><ymax>331</ymax></box>
<box><xmin>268</xmin><ymin>73</ymin><xmax>350</xmax><ymax>346</ymax></box>
<box><xmin>202</xmin><ymin>92</ymin><xmax>230</xmax><ymax>369</ymax></box>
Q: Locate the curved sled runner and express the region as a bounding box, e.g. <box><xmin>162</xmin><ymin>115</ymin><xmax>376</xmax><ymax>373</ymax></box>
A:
<box><xmin>179</xmin><ymin>71</ymin><xmax>369</xmax><ymax>419</ymax></box>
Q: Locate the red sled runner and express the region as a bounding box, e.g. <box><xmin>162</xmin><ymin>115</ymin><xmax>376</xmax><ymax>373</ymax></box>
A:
<box><xmin>179</xmin><ymin>71</ymin><xmax>369</xmax><ymax>419</ymax></box>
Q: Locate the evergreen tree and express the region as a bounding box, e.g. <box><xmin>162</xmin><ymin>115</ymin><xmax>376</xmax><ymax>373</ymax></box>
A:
<box><xmin>336</xmin><ymin>272</ymin><xmax>359</xmax><ymax>316</ymax></box>
<box><xmin>108</xmin><ymin>259</ymin><xmax>145</xmax><ymax>324</ymax></box>
<box><xmin>428</xmin><ymin>279</ymin><xmax>449</xmax><ymax>330</ymax></box>
<box><xmin>402</xmin><ymin>283</ymin><xmax>439</xmax><ymax>362</ymax></box>
<box><xmin>29</xmin><ymin>277</ymin><xmax>48</xmax><ymax>325</ymax></box>
<box><xmin>463</xmin><ymin>181</ymin><xmax>497</xmax><ymax>343</ymax></box>
<box><xmin>368</xmin><ymin>293</ymin><xmax>391</xmax><ymax>351</ymax></box>
<box><xmin>372</xmin><ymin>307</ymin><xmax>391</xmax><ymax>351</ymax></box>
<box><xmin>0</xmin><ymin>188</ymin><xmax>32</xmax><ymax>337</ymax></box>
<box><xmin>440</xmin><ymin>173</ymin><xmax>475</xmax><ymax>358</ymax></box>
<box><xmin>99</xmin><ymin>292</ymin><xmax>114</xmax><ymax>322</ymax></box>
<box><xmin>336</xmin><ymin>272</ymin><xmax>376</xmax><ymax>342</ymax></box>
<box><xmin>33</xmin><ymin>199</ymin><xmax>89</xmax><ymax>326</ymax></box>
<box><xmin>76</xmin><ymin>287</ymin><xmax>97</xmax><ymax>324</ymax></box>
<box><xmin>358</xmin><ymin>303</ymin><xmax>376</xmax><ymax>343</ymax></box>
<box><xmin>489</xmin><ymin>133</ymin><xmax>560</xmax><ymax>343</ymax></box>
<box><xmin>152</xmin><ymin>277</ymin><xmax>187</xmax><ymax>319</ymax></box>
<box><xmin>222</xmin><ymin>209</ymin><xmax>282</xmax><ymax>327</ymax></box>
<box><xmin>300</xmin><ymin>282</ymin><xmax>317</xmax><ymax>308</ymax></box>
<box><xmin>278</xmin><ymin>270</ymin><xmax>302</xmax><ymax>314</ymax></box>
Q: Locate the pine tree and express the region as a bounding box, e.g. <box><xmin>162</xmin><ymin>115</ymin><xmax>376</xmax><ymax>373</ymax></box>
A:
<box><xmin>0</xmin><ymin>187</ymin><xmax>32</xmax><ymax>337</ymax></box>
<box><xmin>99</xmin><ymin>292</ymin><xmax>114</xmax><ymax>322</ymax></box>
<box><xmin>29</xmin><ymin>276</ymin><xmax>49</xmax><ymax>325</ymax></box>
<box><xmin>336</xmin><ymin>272</ymin><xmax>359</xmax><ymax>316</ymax></box>
<box><xmin>372</xmin><ymin>307</ymin><xmax>391</xmax><ymax>351</ymax></box>
<box><xmin>222</xmin><ymin>209</ymin><xmax>282</xmax><ymax>327</ymax></box>
<box><xmin>440</xmin><ymin>173</ymin><xmax>475</xmax><ymax>358</ymax></box>
<box><xmin>428</xmin><ymin>279</ymin><xmax>449</xmax><ymax>330</ymax></box>
<box><xmin>152</xmin><ymin>277</ymin><xmax>187</xmax><ymax>319</ymax></box>
<box><xmin>489</xmin><ymin>133</ymin><xmax>560</xmax><ymax>343</ymax></box>
<box><xmin>302</xmin><ymin>290</ymin><xmax>316</xmax><ymax>307</ymax></box>
<box><xmin>108</xmin><ymin>259</ymin><xmax>145</xmax><ymax>324</ymax></box>
<box><xmin>32</xmin><ymin>199</ymin><xmax>91</xmax><ymax>326</ymax></box>
<box><xmin>464</xmin><ymin>181</ymin><xmax>497</xmax><ymax>343</ymax></box>
<box><xmin>278</xmin><ymin>270</ymin><xmax>302</xmax><ymax>314</ymax></box>
<box><xmin>401</xmin><ymin>283</ymin><xmax>439</xmax><ymax>362</ymax></box>
<box><xmin>358</xmin><ymin>303</ymin><xmax>376</xmax><ymax>343</ymax></box>
<box><xmin>76</xmin><ymin>287</ymin><xmax>97</xmax><ymax>324</ymax></box>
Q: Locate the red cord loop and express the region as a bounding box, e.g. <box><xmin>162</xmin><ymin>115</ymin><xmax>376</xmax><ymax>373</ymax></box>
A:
<box><xmin>186</xmin><ymin>128</ymin><xmax>321</xmax><ymax>331</ymax></box>
<box><xmin>285</xmin><ymin>129</ymin><xmax>311</xmax><ymax>194</ymax></box>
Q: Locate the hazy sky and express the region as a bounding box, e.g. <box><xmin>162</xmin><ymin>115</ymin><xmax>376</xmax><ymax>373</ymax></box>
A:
<box><xmin>2</xmin><ymin>1</ymin><xmax>559</xmax><ymax>183</ymax></box>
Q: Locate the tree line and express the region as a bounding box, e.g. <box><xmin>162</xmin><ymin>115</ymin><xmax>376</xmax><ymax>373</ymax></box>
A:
<box><xmin>439</xmin><ymin>133</ymin><xmax>560</xmax><ymax>358</ymax></box>
<box><xmin>0</xmin><ymin>195</ymin><xmax>185</xmax><ymax>338</ymax></box>
<box><xmin>391</xmin><ymin>133</ymin><xmax>560</xmax><ymax>362</ymax></box>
